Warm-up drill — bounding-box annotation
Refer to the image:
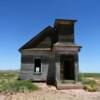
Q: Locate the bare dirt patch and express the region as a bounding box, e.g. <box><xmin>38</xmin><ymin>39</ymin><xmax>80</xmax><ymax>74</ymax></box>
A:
<box><xmin>0</xmin><ymin>83</ymin><xmax>100</xmax><ymax>100</ymax></box>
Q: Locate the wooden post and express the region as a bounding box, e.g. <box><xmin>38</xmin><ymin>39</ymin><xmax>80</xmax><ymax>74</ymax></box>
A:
<box><xmin>74</xmin><ymin>54</ymin><xmax>79</xmax><ymax>82</ymax></box>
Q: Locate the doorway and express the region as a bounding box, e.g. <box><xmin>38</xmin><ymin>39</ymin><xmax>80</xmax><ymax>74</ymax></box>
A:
<box><xmin>60</xmin><ymin>55</ymin><xmax>75</xmax><ymax>80</ymax></box>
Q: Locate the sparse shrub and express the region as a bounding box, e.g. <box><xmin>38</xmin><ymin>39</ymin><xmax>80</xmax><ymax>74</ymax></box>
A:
<box><xmin>84</xmin><ymin>84</ymin><xmax>96</xmax><ymax>92</ymax></box>
<box><xmin>0</xmin><ymin>71</ymin><xmax>39</xmax><ymax>93</ymax></box>
<box><xmin>80</xmin><ymin>74</ymin><xmax>97</xmax><ymax>92</ymax></box>
<box><xmin>0</xmin><ymin>80</ymin><xmax>39</xmax><ymax>93</ymax></box>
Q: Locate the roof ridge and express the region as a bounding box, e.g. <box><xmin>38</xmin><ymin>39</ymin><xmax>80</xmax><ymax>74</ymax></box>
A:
<box><xmin>19</xmin><ymin>26</ymin><xmax>55</xmax><ymax>51</ymax></box>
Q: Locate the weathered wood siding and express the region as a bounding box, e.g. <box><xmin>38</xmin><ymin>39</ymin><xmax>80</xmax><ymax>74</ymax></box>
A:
<box><xmin>55</xmin><ymin>23</ymin><xmax>74</xmax><ymax>42</ymax></box>
<box><xmin>74</xmin><ymin>54</ymin><xmax>79</xmax><ymax>82</ymax></box>
<box><xmin>36</xmin><ymin>37</ymin><xmax>51</xmax><ymax>48</ymax></box>
<box><xmin>47</xmin><ymin>55</ymin><xmax>56</xmax><ymax>84</ymax></box>
<box><xmin>20</xmin><ymin>50</ymin><xmax>50</xmax><ymax>81</ymax></box>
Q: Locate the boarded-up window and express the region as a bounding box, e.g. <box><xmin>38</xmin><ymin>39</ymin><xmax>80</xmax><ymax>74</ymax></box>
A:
<box><xmin>34</xmin><ymin>59</ymin><xmax>41</xmax><ymax>73</ymax></box>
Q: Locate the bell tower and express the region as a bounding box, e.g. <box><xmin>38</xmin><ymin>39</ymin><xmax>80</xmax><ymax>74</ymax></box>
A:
<box><xmin>54</xmin><ymin>19</ymin><xmax>76</xmax><ymax>43</ymax></box>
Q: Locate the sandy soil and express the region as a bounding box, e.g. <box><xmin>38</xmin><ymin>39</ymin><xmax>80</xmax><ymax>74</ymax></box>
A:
<box><xmin>0</xmin><ymin>83</ymin><xmax>100</xmax><ymax>100</ymax></box>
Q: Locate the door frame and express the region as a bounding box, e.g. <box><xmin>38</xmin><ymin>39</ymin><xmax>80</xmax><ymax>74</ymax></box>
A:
<box><xmin>60</xmin><ymin>55</ymin><xmax>75</xmax><ymax>80</ymax></box>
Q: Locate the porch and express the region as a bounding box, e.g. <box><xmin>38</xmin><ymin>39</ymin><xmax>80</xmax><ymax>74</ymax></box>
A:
<box><xmin>53</xmin><ymin>42</ymin><xmax>81</xmax><ymax>84</ymax></box>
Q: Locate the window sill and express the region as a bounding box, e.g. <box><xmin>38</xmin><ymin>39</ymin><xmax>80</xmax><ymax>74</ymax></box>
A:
<box><xmin>33</xmin><ymin>72</ymin><xmax>42</xmax><ymax>75</ymax></box>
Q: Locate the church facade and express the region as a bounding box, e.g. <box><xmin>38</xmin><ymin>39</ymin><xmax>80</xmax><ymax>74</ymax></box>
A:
<box><xmin>19</xmin><ymin>19</ymin><xmax>81</xmax><ymax>85</ymax></box>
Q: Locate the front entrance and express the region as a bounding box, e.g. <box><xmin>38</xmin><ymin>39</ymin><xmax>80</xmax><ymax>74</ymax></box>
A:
<box><xmin>60</xmin><ymin>55</ymin><xmax>75</xmax><ymax>80</ymax></box>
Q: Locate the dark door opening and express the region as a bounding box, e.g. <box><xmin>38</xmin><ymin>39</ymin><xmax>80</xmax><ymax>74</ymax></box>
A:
<box><xmin>63</xmin><ymin>59</ymin><xmax>74</xmax><ymax>80</ymax></box>
<box><xmin>60</xmin><ymin>55</ymin><xmax>75</xmax><ymax>80</ymax></box>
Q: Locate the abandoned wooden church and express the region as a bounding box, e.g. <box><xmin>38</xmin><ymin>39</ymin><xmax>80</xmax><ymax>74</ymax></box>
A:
<box><xmin>19</xmin><ymin>19</ymin><xmax>82</xmax><ymax>85</ymax></box>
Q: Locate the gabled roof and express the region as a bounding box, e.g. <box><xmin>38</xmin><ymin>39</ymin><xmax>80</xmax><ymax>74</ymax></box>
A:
<box><xmin>19</xmin><ymin>26</ymin><xmax>57</xmax><ymax>51</ymax></box>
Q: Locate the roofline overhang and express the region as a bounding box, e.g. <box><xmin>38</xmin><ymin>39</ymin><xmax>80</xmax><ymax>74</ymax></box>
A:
<box><xmin>18</xmin><ymin>26</ymin><xmax>55</xmax><ymax>52</ymax></box>
<box><xmin>54</xmin><ymin>19</ymin><xmax>77</xmax><ymax>27</ymax></box>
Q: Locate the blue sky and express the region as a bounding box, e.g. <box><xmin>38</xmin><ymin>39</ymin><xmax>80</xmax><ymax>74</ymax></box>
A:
<box><xmin>0</xmin><ymin>0</ymin><xmax>100</xmax><ymax>72</ymax></box>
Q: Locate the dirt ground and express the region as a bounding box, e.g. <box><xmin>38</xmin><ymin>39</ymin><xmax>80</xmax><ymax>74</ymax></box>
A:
<box><xmin>0</xmin><ymin>83</ymin><xmax>100</xmax><ymax>100</ymax></box>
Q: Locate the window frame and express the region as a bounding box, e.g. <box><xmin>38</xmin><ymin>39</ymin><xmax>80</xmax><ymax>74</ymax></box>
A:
<box><xmin>34</xmin><ymin>58</ymin><xmax>42</xmax><ymax>74</ymax></box>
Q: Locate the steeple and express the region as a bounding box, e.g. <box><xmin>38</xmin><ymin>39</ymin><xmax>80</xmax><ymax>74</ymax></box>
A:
<box><xmin>54</xmin><ymin>19</ymin><xmax>77</xmax><ymax>43</ymax></box>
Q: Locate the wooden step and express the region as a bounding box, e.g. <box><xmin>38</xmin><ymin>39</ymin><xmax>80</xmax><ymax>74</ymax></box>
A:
<box><xmin>57</xmin><ymin>83</ymin><xmax>84</xmax><ymax>90</ymax></box>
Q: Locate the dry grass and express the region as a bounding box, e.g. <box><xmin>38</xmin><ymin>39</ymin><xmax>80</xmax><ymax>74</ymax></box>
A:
<box><xmin>0</xmin><ymin>71</ymin><xmax>38</xmax><ymax>93</ymax></box>
<box><xmin>0</xmin><ymin>71</ymin><xmax>100</xmax><ymax>100</ymax></box>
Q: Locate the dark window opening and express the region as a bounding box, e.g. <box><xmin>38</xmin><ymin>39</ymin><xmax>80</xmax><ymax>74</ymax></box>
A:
<box><xmin>34</xmin><ymin>59</ymin><xmax>41</xmax><ymax>73</ymax></box>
